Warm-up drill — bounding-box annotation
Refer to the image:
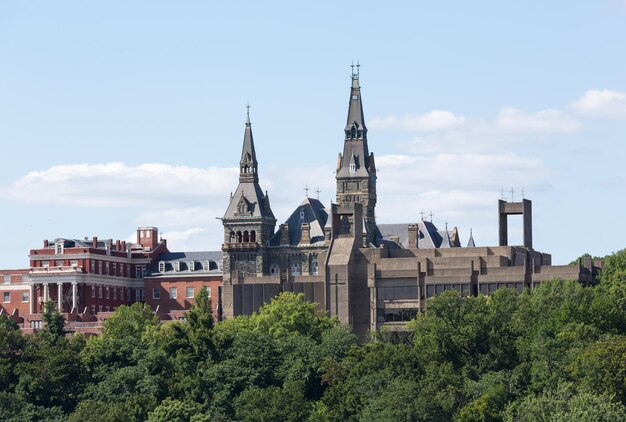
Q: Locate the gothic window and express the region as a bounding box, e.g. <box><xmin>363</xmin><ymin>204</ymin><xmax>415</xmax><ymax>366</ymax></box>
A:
<box><xmin>237</xmin><ymin>231</ymin><xmax>242</xmax><ymax>243</ymax></box>
<box><xmin>243</xmin><ymin>231</ymin><xmax>250</xmax><ymax>243</ymax></box>
<box><xmin>243</xmin><ymin>165</ymin><xmax>249</xmax><ymax>173</ymax></box>
<box><xmin>310</xmin><ymin>254</ymin><xmax>319</xmax><ymax>275</ymax></box>
<box><xmin>291</xmin><ymin>262</ymin><xmax>301</xmax><ymax>276</ymax></box>
<box><xmin>229</xmin><ymin>231</ymin><xmax>235</xmax><ymax>243</ymax></box>
<box><xmin>250</xmin><ymin>230</ymin><xmax>256</xmax><ymax>243</ymax></box>
<box><xmin>270</xmin><ymin>264</ymin><xmax>279</xmax><ymax>275</ymax></box>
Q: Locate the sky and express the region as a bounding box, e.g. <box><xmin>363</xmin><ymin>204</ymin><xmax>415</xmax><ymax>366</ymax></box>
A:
<box><xmin>1</xmin><ymin>1</ymin><xmax>625</xmax><ymax>268</ymax></box>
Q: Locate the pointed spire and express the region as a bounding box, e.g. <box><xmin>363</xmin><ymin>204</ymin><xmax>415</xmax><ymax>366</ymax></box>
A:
<box><xmin>240</xmin><ymin>104</ymin><xmax>258</xmax><ymax>183</ymax></box>
<box><xmin>345</xmin><ymin>62</ymin><xmax>367</xmax><ymax>141</ymax></box>
<box><xmin>467</xmin><ymin>228</ymin><xmax>476</xmax><ymax>248</ymax></box>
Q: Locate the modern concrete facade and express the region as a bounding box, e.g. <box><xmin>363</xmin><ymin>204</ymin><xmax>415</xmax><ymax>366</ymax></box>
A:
<box><xmin>221</xmin><ymin>68</ymin><xmax>600</xmax><ymax>338</ymax></box>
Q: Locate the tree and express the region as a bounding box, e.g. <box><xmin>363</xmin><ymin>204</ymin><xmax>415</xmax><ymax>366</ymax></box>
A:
<box><xmin>41</xmin><ymin>300</ymin><xmax>66</xmax><ymax>338</ymax></box>
<box><xmin>255</xmin><ymin>292</ymin><xmax>336</xmax><ymax>340</ymax></box>
<box><xmin>234</xmin><ymin>381</ymin><xmax>311</xmax><ymax>422</ymax></box>
<box><xmin>504</xmin><ymin>383</ymin><xmax>626</xmax><ymax>422</ymax></box>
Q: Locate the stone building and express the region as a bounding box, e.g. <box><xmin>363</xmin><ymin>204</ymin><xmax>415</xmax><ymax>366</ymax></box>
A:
<box><xmin>221</xmin><ymin>67</ymin><xmax>599</xmax><ymax>338</ymax></box>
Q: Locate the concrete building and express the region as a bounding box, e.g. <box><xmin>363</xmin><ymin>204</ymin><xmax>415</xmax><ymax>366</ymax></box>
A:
<box><xmin>221</xmin><ymin>67</ymin><xmax>599</xmax><ymax>338</ymax></box>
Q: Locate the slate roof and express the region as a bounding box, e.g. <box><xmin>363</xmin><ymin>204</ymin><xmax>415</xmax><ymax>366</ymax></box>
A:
<box><xmin>270</xmin><ymin>197</ymin><xmax>330</xmax><ymax>246</ymax></box>
<box><xmin>378</xmin><ymin>221</ymin><xmax>465</xmax><ymax>249</ymax></box>
<box><xmin>145</xmin><ymin>251</ymin><xmax>222</xmax><ymax>277</ymax></box>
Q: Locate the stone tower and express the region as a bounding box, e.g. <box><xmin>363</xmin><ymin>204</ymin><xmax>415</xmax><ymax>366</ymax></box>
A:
<box><xmin>335</xmin><ymin>65</ymin><xmax>378</xmax><ymax>246</ymax></box>
<box><xmin>222</xmin><ymin>107</ymin><xmax>276</xmax><ymax>284</ymax></box>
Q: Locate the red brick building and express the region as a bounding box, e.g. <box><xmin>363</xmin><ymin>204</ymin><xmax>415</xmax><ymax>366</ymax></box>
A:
<box><xmin>0</xmin><ymin>227</ymin><xmax>224</xmax><ymax>333</ymax></box>
<box><xmin>1</xmin><ymin>227</ymin><xmax>165</xmax><ymax>332</ymax></box>
<box><xmin>144</xmin><ymin>251</ymin><xmax>223</xmax><ymax>321</ymax></box>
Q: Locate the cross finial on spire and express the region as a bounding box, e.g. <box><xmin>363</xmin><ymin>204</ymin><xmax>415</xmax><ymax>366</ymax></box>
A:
<box><xmin>315</xmin><ymin>186</ymin><xmax>321</xmax><ymax>200</ymax></box>
<box><xmin>304</xmin><ymin>184</ymin><xmax>310</xmax><ymax>197</ymax></box>
<box><xmin>245</xmin><ymin>102</ymin><xmax>251</xmax><ymax>125</ymax></box>
<box><xmin>429</xmin><ymin>211</ymin><xmax>434</xmax><ymax>222</ymax></box>
<box><xmin>510</xmin><ymin>187</ymin><xmax>515</xmax><ymax>202</ymax></box>
<box><xmin>351</xmin><ymin>60</ymin><xmax>360</xmax><ymax>78</ymax></box>
<box><xmin>445</xmin><ymin>221</ymin><xmax>448</xmax><ymax>231</ymax></box>
<box><xmin>420</xmin><ymin>209</ymin><xmax>425</xmax><ymax>221</ymax></box>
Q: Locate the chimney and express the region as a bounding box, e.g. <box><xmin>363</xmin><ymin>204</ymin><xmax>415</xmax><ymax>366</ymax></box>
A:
<box><xmin>115</xmin><ymin>239</ymin><xmax>121</xmax><ymax>252</ymax></box>
<box><xmin>92</xmin><ymin>236</ymin><xmax>98</xmax><ymax>248</ymax></box>
<box><xmin>300</xmin><ymin>223</ymin><xmax>311</xmax><ymax>244</ymax></box>
<box><xmin>43</xmin><ymin>239</ymin><xmax>49</xmax><ymax>248</ymax></box>
<box><xmin>121</xmin><ymin>240</ymin><xmax>126</xmax><ymax>252</ymax></box>
<box><xmin>280</xmin><ymin>224</ymin><xmax>290</xmax><ymax>246</ymax></box>
<box><xmin>408</xmin><ymin>224</ymin><xmax>418</xmax><ymax>249</ymax></box>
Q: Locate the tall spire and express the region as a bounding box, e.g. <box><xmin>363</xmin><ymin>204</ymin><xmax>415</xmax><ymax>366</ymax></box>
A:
<box><xmin>240</xmin><ymin>104</ymin><xmax>258</xmax><ymax>183</ymax></box>
<box><xmin>345</xmin><ymin>61</ymin><xmax>367</xmax><ymax>142</ymax></box>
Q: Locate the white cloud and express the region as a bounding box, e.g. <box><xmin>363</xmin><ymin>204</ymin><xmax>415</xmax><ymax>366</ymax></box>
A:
<box><xmin>569</xmin><ymin>89</ymin><xmax>626</xmax><ymax>118</ymax></box>
<box><xmin>370</xmin><ymin>110</ymin><xmax>466</xmax><ymax>132</ymax></box>
<box><xmin>1</xmin><ymin>152</ymin><xmax>552</xmax><ymax>254</ymax></box>
<box><xmin>1</xmin><ymin>162</ymin><xmax>237</xmax><ymax>207</ymax></box>
<box><xmin>495</xmin><ymin>107</ymin><xmax>580</xmax><ymax>134</ymax></box>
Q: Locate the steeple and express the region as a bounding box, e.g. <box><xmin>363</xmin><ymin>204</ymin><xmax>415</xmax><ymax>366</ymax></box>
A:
<box><xmin>240</xmin><ymin>104</ymin><xmax>258</xmax><ymax>183</ymax></box>
<box><xmin>345</xmin><ymin>62</ymin><xmax>368</xmax><ymax>144</ymax></box>
<box><xmin>335</xmin><ymin>63</ymin><xmax>378</xmax><ymax>245</ymax></box>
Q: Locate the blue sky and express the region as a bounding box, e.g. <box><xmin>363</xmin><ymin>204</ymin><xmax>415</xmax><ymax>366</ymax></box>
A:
<box><xmin>1</xmin><ymin>1</ymin><xmax>625</xmax><ymax>267</ymax></box>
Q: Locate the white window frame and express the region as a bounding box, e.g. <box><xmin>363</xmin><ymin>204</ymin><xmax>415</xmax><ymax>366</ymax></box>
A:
<box><xmin>56</xmin><ymin>243</ymin><xmax>63</xmax><ymax>254</ymax></box>
<box><xmin>169</xmin><ymin>287</ymin><xmax>177</xmax><ymax>299</ymax></box>
<box><xmin>152</xmin><ymin>288</ymin><xmax>160</xmax><ymax>300</ymax></box>
<box><xmin>105</xmin><ymin>286</ymin><xmax>110</xmax><ymax>299</ymax></box>
<box><xmin>158</xmin><ymin>261</ymin><xmax>165</xmax><ymax>273</ymax></box>
<box><xmin>3</xmin><ymin>275</ymin><xmax>10</xmax><ymax>284</ymax></box>
<box><xmin>186</xmin><ymin>287</ymin><xmax>194</xmax><ymax>299</ymax></box>
<box><xmin>188</xmin><ymin>261</ymin><xmax>194</xmax><ymax>272</ymax></box>
<box><xmin>22</xmin><ymin>291</ymin><xmax>29</xmax><ymax>302</ymax></box>
<box><xmin>174</xmin><ymin>261</ymin><xmax>180</xmax><ymax>272</ymax></box>
<box><xmin>3</xmin><ymin>292</ymin><xmax>11</xmax><ymax>303</ymax></box>
<box><xmin>206</xmin><ymin>286</ymin><xmax>212</xmax><ymax>298</ymax></box>
<box><xmin>203</xmin><ymin>261</ymin><xmax>210</xmax><ymax>271</ymax></box>
<box><xmin>91</xmin><ymin>285</ymin><xmax>95</xmax><ymax>298</ymax></box>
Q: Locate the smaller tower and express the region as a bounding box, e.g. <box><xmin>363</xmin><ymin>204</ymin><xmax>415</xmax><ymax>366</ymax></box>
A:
<box><xmin>222</xmin><ymin>107</ymin><xmax>276</xmax><ymax>284</ymax></box>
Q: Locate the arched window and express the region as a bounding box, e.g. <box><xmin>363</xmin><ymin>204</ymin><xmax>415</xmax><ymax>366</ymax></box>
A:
<box><xmin>250</xmin><ymin>230</ymin><xmax>256</xmax><ymax>243</ymax></box>
<box><xmin>243</xmin><ymin>231</ymin><xmax>249</xmax><ymax>243</ymax></box>
<box><xmin>229</xmin><ymin>231</ymin><xmax>235</xmax><ymax>243</ymax></box>
<box><xmin>310</xmin><ymin>254</ymin><xmax>319</xmax><ymax>275</ymax></box>
<box><xmin>270</xmin><ymin>264</ymin><xmax>279</xmax><ymax>275</ymax></box>
<box><xmin>243</xmin><ymin>165</ymin><xmax>249</xmax><ymax>173</ymax></box>
<box><xmin>236</xmin><ymin>231</ymin><xmax>243</xmax><ymax>243</ymax></box>
<box><xmin>291</xmin><ymin>262</ymin><xmax>301</xmax><ymax>276</ymax></box>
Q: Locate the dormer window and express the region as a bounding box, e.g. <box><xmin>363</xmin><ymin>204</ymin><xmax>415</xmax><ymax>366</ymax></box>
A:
<box><xmin>158</xmin><ymin>261</ymin><xmax>165</xmax><ymax>273</ymax></box>
<box><xmin>174</xmin><ymin>261</ymin><xmax>180</xmax><ymax>272</ymax></box>
<box><xmin>55</xmin><ymin>243</ymin><xmax>63</xmax><ymax>254</ymax></box>
<box><xmin>349</xmin><ymin>155</ymin><xmax>357</xmax><ymax>173</ymax></box>
<box><xmin>188</xmin><ymin>261</ymin><xmax>195</xmax><ymax>272</ymax></box>
<box><xmin>203</xmin><ymin>261</ymin><xmax>210</xmax><ymax>271</ymax></box>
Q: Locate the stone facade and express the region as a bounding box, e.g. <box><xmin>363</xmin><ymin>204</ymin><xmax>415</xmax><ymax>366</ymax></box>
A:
<box><xmin>221</xmin><ymin>69</ymin><xmax>600</xmax><ymax>339</ymax></box>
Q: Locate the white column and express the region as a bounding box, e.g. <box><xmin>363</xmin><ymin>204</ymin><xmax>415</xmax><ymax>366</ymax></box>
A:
<box><xmin>43</xmin><ymin>283</ymin><xmax>49</xmax><ymax>303</ymax></box>
<box><xmin>57</xmin><ymin>283</ymin><xmax>63</xmax><ymax>311</ymax></box>
<box><xmin>29</xmin><ymin>284</ymin><xmax>35</xmax><ymax>314</ymax></box>
<box><xmin>71</xmin><ymin>282</ymin><xmax>78</xmax><ymax>312</ymax></box>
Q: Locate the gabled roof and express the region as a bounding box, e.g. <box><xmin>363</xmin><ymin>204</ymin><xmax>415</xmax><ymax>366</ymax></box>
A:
<box><xmin>270</xmin><ymin>197</ymin><xmax>329</xmax><ymax>246</ymax></box>
<box><xmin>379</xmin><ymin>221</ymin><xmax>466</xmax><ymax>249</ymax></box>
<box><xmin>467</xmin><ymin>229</ymin><xmax>476</xmax><ymax>247</ymax></box>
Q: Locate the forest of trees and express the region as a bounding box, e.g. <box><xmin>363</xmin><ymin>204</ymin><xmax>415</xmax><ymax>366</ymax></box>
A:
<box><xmin>1</xmin><ymin>249</ymin><xmax>626</xmax><ymax>421</ymax></box>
